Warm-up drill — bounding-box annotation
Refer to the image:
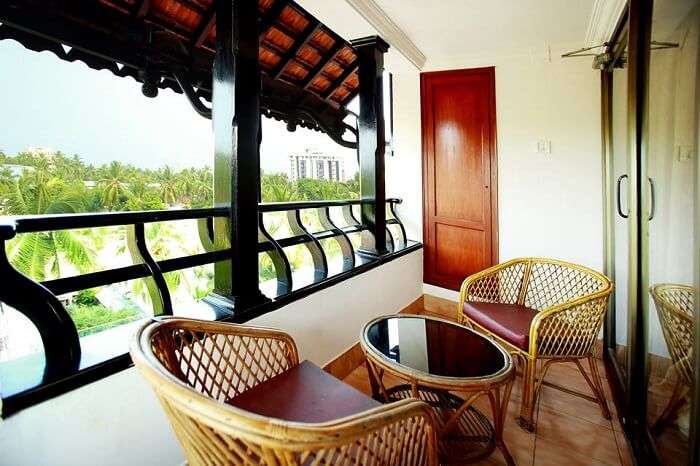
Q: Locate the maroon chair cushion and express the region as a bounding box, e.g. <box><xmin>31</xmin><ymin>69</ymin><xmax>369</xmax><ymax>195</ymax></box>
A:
<box><xmin>228</xmin><ymin>360</ymin><xmax>380</xmax><ymax>423</ymax></box>
<box><xmin>463</xmin><ymin>302</ymin><xmax>538</xmax><ymax>351</ymax></box>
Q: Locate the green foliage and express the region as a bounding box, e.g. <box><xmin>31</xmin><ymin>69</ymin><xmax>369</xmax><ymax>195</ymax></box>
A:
<box><xmin>260</xmin><ymin>172</ymin><xmax>358</xmax><ymax>202</ymax></box>
<box><xmin>74</xmin><ymin>289</ymin><xmax>100</xmax><ymax>306</ymax></box>
<box><xmin>0</xmin><ymin>150</ymin><xmax>359</xmax><ymax>214</ymax></box>
<box><xmin>66</xmin><ymin>303</ymin><xmax>141</xmax><ymax>336</ymax></box>
<box><xmin>0</xmin><ymin>149</ymin><xmax>359</xmax><ymax>333</ymax></box>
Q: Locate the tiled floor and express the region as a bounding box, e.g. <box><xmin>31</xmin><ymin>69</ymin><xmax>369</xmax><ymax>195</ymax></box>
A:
<box><xmin>343</xmin><ymin>308</ymin><xmax>633</xmax><ymax>466</ymax></box>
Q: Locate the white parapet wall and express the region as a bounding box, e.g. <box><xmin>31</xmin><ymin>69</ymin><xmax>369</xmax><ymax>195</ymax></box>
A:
<box><xmin>0</xmin><ymin>249</ymin><xmax>423</xmax><ymax>466</ymax></box>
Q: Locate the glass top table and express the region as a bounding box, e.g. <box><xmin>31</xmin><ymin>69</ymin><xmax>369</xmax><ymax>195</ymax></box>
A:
<box><xmin>364</xmin><ymin>314</ymin><xmax>509</xmax><ymax>380</ymax></box>
<box><xmin>361</xmin><ymin>314</ymin><xmax>515</xmax><ymax>465</ymax></box>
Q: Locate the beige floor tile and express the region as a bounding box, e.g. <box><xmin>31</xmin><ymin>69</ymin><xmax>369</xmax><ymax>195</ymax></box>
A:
<box><xmin>538</xmin><ymin>385</ymin><xmax>613</xmax><ymax>428</ymax></box>
<box><xmin>343</xmin><ymin>366</ymin><xmax>372</xmax><ymax>395</ymax></box>
<box><xmin>470</xmin><ymin>392</ymin><xmax>536</xmax><ymax>466</ymax></box>
<box><xmin>535</xmin><ymin>408</ymin><xmax>620</xmax><ymax>465</ymax></box>
<box><xmin>542</xmin><ymin>362</ymin><xmax>614</xmax><ymax>401</ymax></box>
<box><xmin>534</xmin><ymin>436</ymin><xmax>619</xmax><ymax>466</ymax></box>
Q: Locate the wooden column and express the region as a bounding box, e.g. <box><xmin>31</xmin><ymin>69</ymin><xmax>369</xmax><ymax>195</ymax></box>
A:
<box><xmin>210</xmin><ymin>0</ymin><xmax>267</xmax><ymax>309</ymax></box>
<box><xmin>351</xmin><ymin>36</ymin><xmax>389</xmax><ymax>257</ymax></box>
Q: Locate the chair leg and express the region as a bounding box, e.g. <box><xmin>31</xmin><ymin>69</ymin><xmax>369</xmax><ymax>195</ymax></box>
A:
<box><xmin>518</xmin><ymin>357</ymin><xmax>537</xmax><ymax>432</ymax></box>
<box><xmin>578</xmin><ymin>357</ymin><xmax>611</xmax><ymax>420</ymax></box>
<box><xmin>651</xmin><ymin>377</ymin><xmax>689</xmax><ymax>436</ymax></box>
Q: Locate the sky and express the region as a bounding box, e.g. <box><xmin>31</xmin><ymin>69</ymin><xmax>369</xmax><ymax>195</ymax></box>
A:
<box><xmin>0</xmin><ymin>39</ymin><xmax>358</xmax><ymax>176</ymax></box>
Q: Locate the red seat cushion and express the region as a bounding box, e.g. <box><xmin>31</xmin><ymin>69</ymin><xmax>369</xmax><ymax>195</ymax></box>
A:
<box><xmin>228</xmin><ymin>360</ymin><xmax>380</xmax><ymax>422</ymax></box>
<box><xmin>463</xmin><ymin>302</ymin><xmax>538</xmax><ymax>351</ymax></box>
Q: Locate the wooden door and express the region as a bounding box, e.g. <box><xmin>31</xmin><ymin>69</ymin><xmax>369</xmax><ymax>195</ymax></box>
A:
<box><xmin>421</xmin><ymin>67</ymin><xmax>498</xmax><ymax>290</ymax></box>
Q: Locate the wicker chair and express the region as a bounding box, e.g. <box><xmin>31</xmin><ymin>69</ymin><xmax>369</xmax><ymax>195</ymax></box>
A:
<box><xmin>130</xmin><ymin>317</ymin><xmax>438</xmax><ymax>466</ymax></box>
<box><xmin>457</xmin><ymin>258</ymin><xmax>613</xmax><ymax>431</ymax></box>
<box><xmin>650</xmin><ymin>284</ymin><xmax>694</xmax><ymax>434</ymax></box>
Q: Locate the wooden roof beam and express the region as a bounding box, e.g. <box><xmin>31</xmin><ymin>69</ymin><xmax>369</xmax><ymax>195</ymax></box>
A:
<box><xmin>193</xmin><ymin>7</ymin><xmax>215</xmax><ymax>48</ymax></box>
<box><xmin>259</xmin><ymin>0</ymin><xmax>286</xmax><ymax>38</ymax></box>
<box><xmin>321</xmin><ymin>60</ymin><xmax>357</xmax><ymax>100</ymax></box>
<box><xmin>271</xmin><ymin>20</ymin><xmax>320</xmax><ymax>80</ymax></box>
<box><xmin>300</xmin><ymin>41</ymin><xmax>344</xmax><ymax>91</ymax></box>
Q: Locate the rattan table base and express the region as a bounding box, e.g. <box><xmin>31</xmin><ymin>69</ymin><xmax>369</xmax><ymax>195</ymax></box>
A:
<box><xmin>386</xmin><ymin>385</ymin><xmax>495</xmax><ymax>465</ymax></box>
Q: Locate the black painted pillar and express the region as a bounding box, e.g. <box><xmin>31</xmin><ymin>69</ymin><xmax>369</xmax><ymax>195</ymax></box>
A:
<box><xmin>210</xmin><ymin>0</ymin><xmax>267</xmax><ymax>309</ymax></box>
<box><xmin>351</xmin><ymin>36</ymin><xmax>389</xmax><ymax>257</ymax></box>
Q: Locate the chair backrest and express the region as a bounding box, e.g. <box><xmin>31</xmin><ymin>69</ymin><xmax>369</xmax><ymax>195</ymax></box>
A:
<box><xmin>521</xmin><ymin>258</ymin><xmax>612</xmax><ymax>311</ymax></box>
<box><xmin>144</xmin><ymin>317</ymin><xmax>299</xmax><ymax>402</ymax></box>
<box><xmin>650</xmin><ymin>284</ymin><xmax>695</xmax><ymax>385</ymax></box>
<box><xmin>131</xmin><ymin>317</ymin><xmax>438</xmax><ymax>466</ymax></box>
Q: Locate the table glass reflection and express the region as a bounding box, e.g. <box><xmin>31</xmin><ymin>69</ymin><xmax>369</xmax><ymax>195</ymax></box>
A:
<box><xmin>365</xmin><ymin>316</ymin><xmax>506</xmax><ymax>378</ymax></box>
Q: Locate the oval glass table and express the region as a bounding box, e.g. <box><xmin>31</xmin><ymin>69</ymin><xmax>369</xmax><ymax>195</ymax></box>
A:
<box><xmin>361</xmin><ymin>314</ymin><xmax>515</xmax><ymax>465</ymax></box>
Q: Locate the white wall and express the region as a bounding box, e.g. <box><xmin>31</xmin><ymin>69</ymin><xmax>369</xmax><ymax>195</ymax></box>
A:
<box><xmin>0</xmin><ymin>250</ymin><xmax>423</xmax><ymax>466</ymax></box>
<box><xmin>386</xmin><ymin>49</ymin><xmax>605</xmax><ymax>295</ymax></box>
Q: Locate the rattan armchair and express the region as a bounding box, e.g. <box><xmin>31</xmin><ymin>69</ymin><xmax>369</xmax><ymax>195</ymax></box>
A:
<box><xmin>650</xmin><ymin>284</ymin><xmax>694</xmax><ymax>434</ymax></box>
<box><xmin>458</xmin><ymin>258</ymin><xmax>613</xmax><ymax>431</ymax></box>
<box><xmin>130</xmin><ymin>317</ymin><xmax>438</xmax><ymax>466</ymax></box>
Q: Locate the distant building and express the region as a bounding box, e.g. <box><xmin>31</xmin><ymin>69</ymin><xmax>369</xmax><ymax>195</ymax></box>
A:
<box><xmin>289</xmin><ymin>149</ymin><xmax>345</xmax><ymax>182</ymax></box>
<box><xmin>1</xmin><ymin>164</ymin><xmax>35</xmax><ymax>178</ymax></box>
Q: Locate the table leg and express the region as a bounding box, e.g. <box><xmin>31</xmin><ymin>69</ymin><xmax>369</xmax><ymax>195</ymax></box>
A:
<box><xmin>441</xmin><ymin>392</ymin><xmax>482</xmax><ymax>436</ymax></box>
<box><xmin>488</xmin><ymin>379</ymin><xmax>515</xmax><ymax>466</ymax></box>
<box><xmin>365</xmin><ymin>360</ymin><xmax>386</xmax><ymax>401</ymax></box>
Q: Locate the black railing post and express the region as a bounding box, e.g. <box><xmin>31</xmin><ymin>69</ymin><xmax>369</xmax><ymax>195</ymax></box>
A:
<box><xmin>209</xmin><ymin>0</ymin><xmax>268</xmax><ymax>310</ymax></box>
<box><xmin>351</xmin><ymin>35</ymin><xmax>389</xmax><ymax>258</ymax></box>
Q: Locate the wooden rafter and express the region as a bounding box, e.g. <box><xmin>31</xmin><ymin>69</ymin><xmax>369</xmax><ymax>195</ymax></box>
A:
<box><xmin>259</xmin><ymin>0</ymin><xmax>287</xmax><ymax>38</ymax></box>
<box><xmin>0</xmin><ymin>0</ymin><xmax>359</xmax><ymax>138</ymax></box>
<box><xmin>301</xmin><ymin>41</ymin><xmax>344</xmax><ymax>90</ymax></box>
<box><xmin>193</xmin><ymin>7</ymin><xmax>215</xmax><ymax>48</ymax></box>
<box><xmin>271</xmin><ymin>20</ymin><xmax>320</xmax><ymax>80</ymax></box>
<box><xmin>322</xmin><ymin>60</ymin><xmax>357</xmax><ymax>100</ymax></box>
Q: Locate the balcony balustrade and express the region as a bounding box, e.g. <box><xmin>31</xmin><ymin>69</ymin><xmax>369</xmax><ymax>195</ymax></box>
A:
<box><xmin>0</xmin><ymin>198</ymin><xmax>418</xmax><ymax>415</ymax></box>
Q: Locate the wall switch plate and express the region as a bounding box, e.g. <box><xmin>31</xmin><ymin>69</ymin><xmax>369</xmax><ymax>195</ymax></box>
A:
<box><xmin>536</xmin><ymin>139</ymin><xmax>552</xmax><ymax>154</ymax></box>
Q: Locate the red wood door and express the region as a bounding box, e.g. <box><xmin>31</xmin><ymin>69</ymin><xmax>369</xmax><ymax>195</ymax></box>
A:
<box><xmin>421</xmin><ymin>67</ymin><xmax>498</xmax><ymax>290</ymax></box>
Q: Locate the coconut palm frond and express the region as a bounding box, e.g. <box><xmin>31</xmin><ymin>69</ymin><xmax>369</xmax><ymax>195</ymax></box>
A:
<box><xmin>53</xmin><ymin>230</ymin><xmax>95</xmax><ymax>273</ymax></box>
<box><xmin>9</xmin><ymin>233</ymin><xmax>54</xmax><ymax>281</ymax></box>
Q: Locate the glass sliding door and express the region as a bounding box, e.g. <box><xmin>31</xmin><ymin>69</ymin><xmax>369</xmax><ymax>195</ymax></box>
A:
<box><xmin>645</xmin><ymin>1</ymin><xmax>699</xmax><ymax>463</ymax></box>
<box><xmin>604</xmin><ymin>10</ymin><xmax>632</xmax><ymax>407</ymax></box>
<box><xmin>604</xmin><ymin>1</ymin><xmax>700</xmax><ymax>464</ymax></box>
<box><xmin>611</xmin><ymin>41</ymin><xmax>630</xmax><ymax>380</ymax></box>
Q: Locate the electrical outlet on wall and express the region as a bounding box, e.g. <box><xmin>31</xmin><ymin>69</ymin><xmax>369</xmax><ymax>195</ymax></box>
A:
<box><xmin>535</xmin><ymin>139</ymin><xmax>552</xmax><ymax>154</ymax></box>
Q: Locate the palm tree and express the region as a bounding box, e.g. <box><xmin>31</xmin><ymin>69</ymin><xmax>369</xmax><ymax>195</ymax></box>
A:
<box><xmin>191</xmin><ymin>168</ymin><xmax>213</xmax><ymax>208</ymax></box>
<box><xmin>98</xmin><ymin>161</ymin><xmax>130</xmax><ymax>210</ymax></box>
<box><xmin>124</xmin><ymin>178</ymin><xmax>166</xmax><ymax>211</ymax></box>
<box><xmin>261</xmin><ymin>173</ymin><xmax>299</xmax><ymax>202</ymax></box>
<box><xmin>5</xmin><ymin>171</ymin><xmax>94</xmax><ymax>281</ymax></box>
<box><xmin>158</xmin><ymin>166</ymin><xmax>179</xmax><ymax>206</ymax></box>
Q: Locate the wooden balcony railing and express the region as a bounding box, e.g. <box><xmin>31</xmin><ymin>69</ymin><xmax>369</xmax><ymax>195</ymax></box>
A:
<box><xmin>0</xmin><ymin>198</ymin><xmax>419</xmax><ymax>415</ymax></box>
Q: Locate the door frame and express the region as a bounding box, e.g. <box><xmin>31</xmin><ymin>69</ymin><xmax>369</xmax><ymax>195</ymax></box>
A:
<box><xmin>420</xmin><ymin>66</ymin><xmax>499</xmax><ymax>289</ymax></box>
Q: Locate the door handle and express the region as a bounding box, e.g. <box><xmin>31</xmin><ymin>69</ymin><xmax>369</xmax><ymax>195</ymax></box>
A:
<box><xmin>617</xmin><ymin>174</ymin><xmax>629</xmax><ymax>219</ymax></box>
<box><xmin>648</xmin><ymin>177</ymin><xmax>655</xmax><ymax>221</ymax></box>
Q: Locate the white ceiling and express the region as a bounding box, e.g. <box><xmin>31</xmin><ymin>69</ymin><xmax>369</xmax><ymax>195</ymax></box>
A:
<box><xmin>374</xmin><ymin>0</ymin><xmax>595</xmax><ymax>59</ymax></box>
<box><xmin>300</xmin><ymin>0</ymin><xmax>598</xmax><ymax>69</ymax></box>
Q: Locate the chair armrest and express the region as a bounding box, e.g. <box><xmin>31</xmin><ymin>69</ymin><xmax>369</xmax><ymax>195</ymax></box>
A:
<box><xmin>250</xmin><ymin>399</ymin><xmax>440</xmax><ymax>466</ymax></box>
<box><xmin>316</xmin><ymin>399</ymin><xmax>439</xmax><ymax>465</ymax></box>
<box><xmin>529</xmin><ymin>291</ymin><xmax>611</xmax><ymax>357</ymax></box>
